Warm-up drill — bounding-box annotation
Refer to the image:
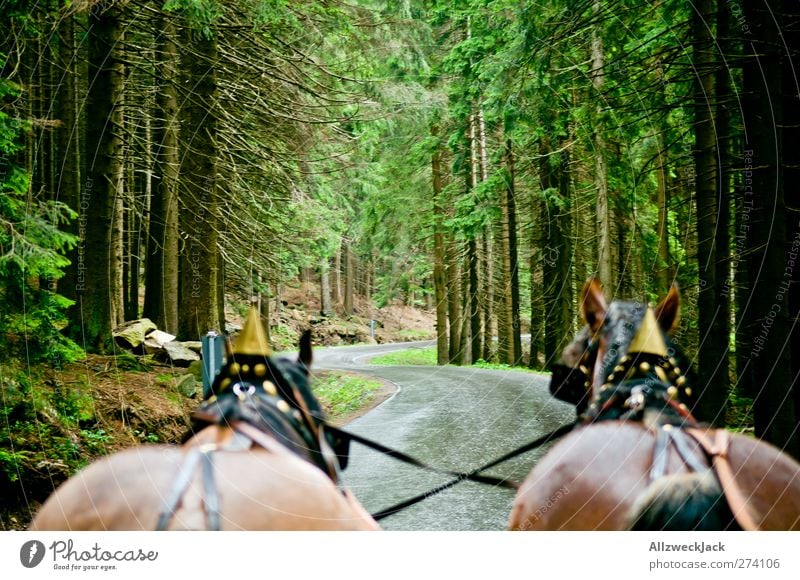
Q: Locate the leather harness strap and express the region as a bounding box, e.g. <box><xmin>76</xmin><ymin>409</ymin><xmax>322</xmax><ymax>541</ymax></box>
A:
<box><xmin>232</xmin><ymin>420</ymin><xmax>295</xmax><ymax>457</ymax></box>
<box><xmin>687</xmin><ymin>428</ymin><xmax>761</xmax><ymax>531</ymax></box>
<box><xmin>156</xmin><ymin>442</ymin><xmax>220</xmax><ymax>531</ymax></box>
<box><xmin>665</xmin><ymin>426</ymin><xmax>710</xmax><ymax>474</ymax></box>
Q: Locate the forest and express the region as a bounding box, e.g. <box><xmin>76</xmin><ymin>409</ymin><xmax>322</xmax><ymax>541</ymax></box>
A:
<box><xmin>1</xmin><ymin>0</ymin><xmax>799</xmax><ymax>470</ymax></box>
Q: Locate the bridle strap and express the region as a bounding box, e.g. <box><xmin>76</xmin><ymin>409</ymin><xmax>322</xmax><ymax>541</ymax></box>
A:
<box><xmin>686</xmin><ymin>428</ymin><xmax>761</xmax><ymax>531</ymax></box>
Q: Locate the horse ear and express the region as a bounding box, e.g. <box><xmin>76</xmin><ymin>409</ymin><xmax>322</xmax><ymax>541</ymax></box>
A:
<box><xmin>580</xmin><ymin>278</ymin><xmax>607</xmax><ymax>332</ymax></box>
<box><xmin>655</xmin><ymin>283</ymin><xmax>681</xmax><ymax>333</ymax></box>
<box><xmin>298</xmin><ymin>329</ymin><xmax>313</xmax><ymax>367</ymax></box>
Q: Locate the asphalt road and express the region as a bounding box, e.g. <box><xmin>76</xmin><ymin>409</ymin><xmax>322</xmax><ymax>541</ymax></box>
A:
<box><xmin>313</xmin><ymin>341</ymin><xmax>575</xmax><ymax>531</ymax></box>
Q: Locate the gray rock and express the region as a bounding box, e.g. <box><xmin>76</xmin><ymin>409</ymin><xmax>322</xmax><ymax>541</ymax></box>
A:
<box><xmin>143</xmin><ymin>329</ymin><xmax>176</xmax><ymax>354</ymax></box>
<box><xmin>113</xmin><ymin>319</ymin><xmax>158</xmax><ymax>351</ymax></box>
<box><xmin>176</xmin><ymin>374</ymin><xmax>198</xmax><ymax>398</ymax></box>
<box><xmin>157</xmin><ymin>341</ymin><xmax>201</xmax><ymax>367</ymax></box>
<box><xmin>183</xmin><ymin>341</ymin><xmax>202</xmax><ymax>354</ymax></box>
<box><xmin>187</xmin><ymin>360</ymin><xmax>204</xmax><ymax>382</ymax></box>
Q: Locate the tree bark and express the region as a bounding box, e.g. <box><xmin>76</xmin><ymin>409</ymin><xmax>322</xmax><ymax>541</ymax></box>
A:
<box><xmin>497</xmin><ymin>136</ymin><xmax>520</xmax><ymax>365</ymax></box>
<box><xmin>539</xmin><ymin>137</ymin><xmax>573</xmax><ymax>367</ymax></box>
<box><xmin>77</xmin><ymin>6</ymin><xmax>124</xmax><ymax>349</ymax></box>
<box><xmin>56</xmin><ymin>13</ymin><xmax>82</xmax><ymax>306</ymax></box>
<box><xmin>655</xmin><ymin>131</ymin><xmax>671</xmax><ymax>291</ymax></box>
<box><xmin>446</xmin><ymin>236</ymin><xmax>462</xmax><ymax>364</ymax></box>
<box><xmin>477</xmin><ymin>108</ymin><xmax>495</xmax><ymax>362</ymax></box>
<box><xmin>177</xmin><ymin>27</ymin><xmax>220</xmax><ymax>339</ymax></box>
<box><xmin>431</xmin><ymin>126</ymin><xmax>449</xmax><ymax>365</ymax></box>
<box><xmin>693</xmin><ymin>0</ymin><xmax>727</xmax><ymax>425</ymax></box>
<box><xmin>332</xmin><ymin>248</ymin><xmax>342</xmax><ymax>310</ymax></box>
<box><xmin>740</xmin><ymin>0</ymin><xmax>799</xmax><ymax>456</ymax></box>
<box><xmin>468</xmin><ymin>237</ymin><xmax>481</xmax><ymax>364</ymax></box>
<box><xmin>781</xmin><ymin>1</ymin><xmax>800</xmax><ymax>458</ymax></box>
<box><xmin>592</xmin><ymin>0</ymin><xmax>613</xmax><ymax>291</ymax></box>
<box><xmin>344</xmin><ymin>240</ymin><xmax>354</xmax><ymax>315</ymax></box>
<box><xmin>715</xmin><ymin>0</ymin><xmax>732</xmax><ymax>391</ymax></box>
<box><xmin>144</xmin><ymin>18</ymin><xmax>180</xmax><ymax>333</ymax></box>
<box><xmin>320</xmin><ymin>258</ymin><xmax>332</xmax><ymax>316</ymax></box>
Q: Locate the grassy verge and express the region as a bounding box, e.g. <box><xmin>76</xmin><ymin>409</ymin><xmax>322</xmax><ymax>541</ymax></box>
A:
<box><xmin>312</xmin><ymin>370</ymin><xmax>384</xmax><ymax>423</ymax></box>
<box><xmin>368</xmin><ymin>346</ymin><xmax>549</xmax><ymax>375</ymax></box>
<box><xmin>368</xmin><ymin>346</ymin><xmax>438</xmax><ymax>366</ymax></box>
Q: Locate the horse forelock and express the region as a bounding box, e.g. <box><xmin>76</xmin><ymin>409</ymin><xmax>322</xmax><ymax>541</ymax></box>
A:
<box><xmin>596</xmin><ymin>301</ymin><xmax>649</xmax><ymax>379</ymax></box>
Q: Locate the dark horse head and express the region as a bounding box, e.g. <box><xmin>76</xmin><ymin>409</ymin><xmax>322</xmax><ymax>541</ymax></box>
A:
<box><xmin>186</xmin><ymin>309</ymin><xmax>347</xmax><ymax>478</ymax></box>
<box><xmin>550</xmin><ymin>278</ymin><xmax>698</xmax><ymax>426</ymax></box>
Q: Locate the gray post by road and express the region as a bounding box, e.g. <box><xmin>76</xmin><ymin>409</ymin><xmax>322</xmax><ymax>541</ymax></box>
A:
<box><xmin>201</xmin><ymin>330</ymin><xmax>224</xmax><ymax>399</ymax></box>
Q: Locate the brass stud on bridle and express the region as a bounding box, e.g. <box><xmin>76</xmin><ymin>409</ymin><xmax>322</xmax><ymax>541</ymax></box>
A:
<box><xmin>262</xmin><ymin>380</ymin><xmax>277</xmax><ymax>396</ymax></box>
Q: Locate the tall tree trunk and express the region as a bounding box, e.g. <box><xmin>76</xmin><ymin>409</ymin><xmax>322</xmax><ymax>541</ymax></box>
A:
<box><xmin>460</xmin><ymin>252</ymin><xmax>472</xmax><ymax>364</ymax></box>
<box><xmin>143</xmin><ymin>18</ymin><xmax>179</xmax><ymax>334</ymax></box>
<box><xmin>733</xmin><ymin>130</ymin><xmax>753</xmax><ymax>400</ymax></box>
<box><xmin>655</xmin><ymin>131</ymin><xmax>671</xmax><ymax>291</ymax></box>
<box><xmin>178</xmin><ymin>27</ymin><xmax>220</xmax><ymax>339</ymax></box>
<box><xmin>217</xmin><ymin>251</ymin><xmax>226</xmax><ymax>332</ymax></box>
<box><xmin>77</xmin><ymin>6</ymin><xmax>124</xmax><ymax>349</ymax></box>
<box><xmin>539</xmin><ymin>137</ymin><xmax>573</xmax><ymax>367</ymax></box>
<box><xmin>495</xmin><ymin>219</ymin><xmax>510</xmax><ymax>366</ymax></box>
<box><xmin>446</xmin><ymin>236</ymin><xmax>462</xmax><ymax>364</ymax></box>
<box><xmin>344</xmin><ymin>240</ymin><xmax>354</xmax><ymax>315</ymax></box>
<box><xmin>467</xmin><ymin>111</ymin><xmax>484</xmax><ymax>360</ymax></box>
<box><xmin>320</xmin><ymin>258</ymin><xmax>332</xmax><ymax>316</ymax></box>
<box><xmin>364</xmin><ymin>255</ymin><xmax>373</xmax><ymax>303</ymax></box>
<box><xmin>782</xmin><ymin>1</ymin><xmax>800</xmax><ymax>456</ymax></box>
<box><xmin>332</xmin><ymin>247</ymin><xmax>342</xmax><ymax>309</ymax></box>
<box><xmin>529</xmin><ymin>236</ymin><xmax>543</xmax><ymax>369</ymax></box>
<box><xmin>124</xmin><ymin>107</ymin><xmax>146</xmax><ymax>322</ymax></box>
<box><xmin>468</xmin><ymin>238</ymin><xmax>480</xmax><ymax>364</ymax></box>
<box><xmin>110</xmin><ymin>178</ymin><xmax>125</xmax><ymax>326</ymax></box>
<box><xmin>715</xmin><ymin>0</ymin><xmax>732</xmax><ymax>388</ymax></box>
<box><xmin>504</xmin><ymin>138</ymin><xmax>522</xmax><ymax>364</ymax></box>
<box><xmin>432</xmin><ymin>126</ymin><xmax>449</xmax><ymax>365</ymax></box>
<box><xmin>258</xmin><ymin>274</ymin><xmax>272</xmax><ymax>346</ymax></box>
<box><xmin>693</xmin><ymin>0</ymin><xmax>727</xmax><ymax>425</ymax></box>
<box><xmin>740</xmin><ymin>0</ymin><xmax>799</xmax><ymax>456</ymax></box>
<box><xmin>592</xmin><ymin>0</ymin><xmax>613</xmax><ymax>291</ymax></box>
<box><xmin>497</xmin><ymin>136</ymin><xmax>520</xmax><ymax>365</ymax></box>
<box><xmin>57</xmin><ymin>13</ymin><xmax>82</xmax><ymax>306</ymax></box>
<box><xmin>477</xmin><ymin>108</ymin><xmax>494</xmax><ymax>362</ymax></box>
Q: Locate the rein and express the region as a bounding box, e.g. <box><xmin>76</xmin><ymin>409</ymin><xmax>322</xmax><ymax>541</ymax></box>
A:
<box><xmin>322</xmin><ymin>421</ymin><xmax>577</xmax><ymax>522</ymax></box>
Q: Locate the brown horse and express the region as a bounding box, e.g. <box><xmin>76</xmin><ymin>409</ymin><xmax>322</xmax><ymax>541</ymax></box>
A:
<box><xmin>509</xmin><ymin>279</ymin><xmax>800</xmax><ymax>531</ymax></box>
<box><xmin>30</xmin><ymin>310</ymin><xmax>378</xmax><ymax>531</ymax></box>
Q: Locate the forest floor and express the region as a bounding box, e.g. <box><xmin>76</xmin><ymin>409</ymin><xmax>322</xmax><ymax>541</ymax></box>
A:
<box><xmin>0</xmin><ymin>287</ymin><xmax>435</xmax><ymax>530</ymax></box>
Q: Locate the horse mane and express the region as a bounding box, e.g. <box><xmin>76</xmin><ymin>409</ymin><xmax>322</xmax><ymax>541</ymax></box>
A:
<box><xmin>627</xmin><ymin>471</ymin><xmax>741</xmax><ymax>530</ymax></box>
<box><xmin>183</xmin><ymin>391</ymin><xmax>311</xmax><ymax>457</ymax></box>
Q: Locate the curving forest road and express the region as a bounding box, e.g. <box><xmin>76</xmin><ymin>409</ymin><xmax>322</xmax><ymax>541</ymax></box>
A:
<box><xmin>313</xmin><ymin>341</ymin><xmax>575</xmax><ymax>531</ymax></box>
